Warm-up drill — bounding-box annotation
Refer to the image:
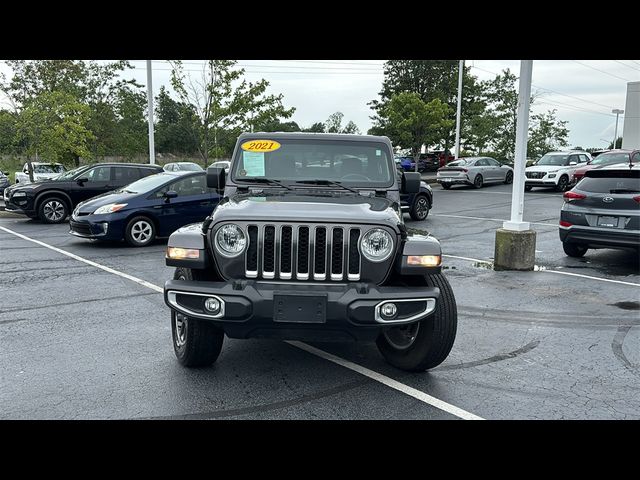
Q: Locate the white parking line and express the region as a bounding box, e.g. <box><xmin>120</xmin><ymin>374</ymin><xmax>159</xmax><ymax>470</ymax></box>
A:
<box><xmin>442</xmin><ymin>252</ymin><xmax>640</xmax><ymax>288</ymax></box>
<box><xmin>0</xmin><ymin>226</ymin><xmax>163</xmax><ymax>293</ymax></box>
<box><xmin>432</xmin><ymin>213</ymin><xmax>557</xmax><ymax>227</ymax></box>
<box><xmin>287</xmin><ymin>341</ymin><xmax>483</xmax><ymax>420</ymax></box>
<box><xmin>0</xmin><ymin>224</ymin><xmax>483</xmax><ymax>420</ymax></box>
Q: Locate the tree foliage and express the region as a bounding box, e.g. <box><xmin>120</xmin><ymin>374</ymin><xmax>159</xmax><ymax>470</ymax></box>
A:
<box><xmin>169</xmin><ymin>60</ymin><xmax>295</xmax><ymax>164</ymax></box>
<box><xmin>527</xmin><ymin>109</ymin><xmax>570</xmax><ymax>158</ymax></box>
<box><xmin>372</xmin><ymin>92</ymin><xmax>454</xmax><ymax>167</ymax></box>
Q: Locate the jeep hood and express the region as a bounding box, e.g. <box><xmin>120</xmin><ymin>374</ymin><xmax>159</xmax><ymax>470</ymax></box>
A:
<box><xmin>211</xmin><ymin>191</ymin><xmax>402</xmax><ymax>228</ymax></box>
<box><xmin>526</xmin><ymin>165</ymin><xmax>563</xmax><ymax>173</ymax></box>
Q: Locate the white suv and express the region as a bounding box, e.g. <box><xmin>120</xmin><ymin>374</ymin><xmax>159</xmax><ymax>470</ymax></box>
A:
<box><xmin>15</xmin><ymin>162</ymin><xmax>66</xmax><ymax>185</ymax></box>
<box><xmin>524</xmin><ymin>151</ymin><xmax>591</xmax><ymax>192</ymax></box>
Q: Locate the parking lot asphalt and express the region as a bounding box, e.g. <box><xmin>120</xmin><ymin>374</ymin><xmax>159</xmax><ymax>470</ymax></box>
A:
<box><xmin>1</xmin><ymin>183</ymin><xmax>639</xmax><ymax>419</ymax></box>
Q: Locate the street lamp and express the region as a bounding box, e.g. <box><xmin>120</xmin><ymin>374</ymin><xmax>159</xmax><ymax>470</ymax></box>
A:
<box><xmin>612</xmin><ymin>108</ymin><xmax>624</xmax><ymax>149</ymax></box>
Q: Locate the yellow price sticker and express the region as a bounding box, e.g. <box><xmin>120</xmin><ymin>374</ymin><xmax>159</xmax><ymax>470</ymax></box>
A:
<box><xmin>241</xmin><ymin>140</ymin><xmax>281</xmax><ymax>152</ymax></box>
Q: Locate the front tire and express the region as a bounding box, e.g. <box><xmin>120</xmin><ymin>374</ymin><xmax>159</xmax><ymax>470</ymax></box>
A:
<box><xmin>563</xmin><ymin>242</ymin><xmax>588</xmax><ymax>258</ymax></box>
<box><xmin>376</xmin><ymin>273</ymin><xmax>457</xmax><ymax>372</ymax></box>
<box><xmin>525</xmin><ymin>185</ymin><xmax>533</xmax><ymax>192</ymax></box>
<box><xmin>556</xmin><ymin>175</ymin><xmax>569</xmax><ymax>192</ymax></box>
<box><xmin>441</xmin><ymin>183</ymin><xmax>451</xmax><ymax>190</ymax></box>
<box><xmin>124</xmin><ymin>216</ymin><xmax>156</xmax><ymax>247</ymax></box>
<box><xmin>172</xmin><ymin>267</ymin><xmax>224</xmax><ymax>368</ymax></box>
<box><xmin>410</xmin><ymin>195</ymin><xmax>430</xmax><ymax>221</ymax></box>
<box><xmin>474</xmin><ymin>174</ymin><xmax>483</xmax><ymax>189</ymax></box>
<box><xmin>504</xmin><ymin>171</ymin><xmax>513</xmax><ymax>184</ymax></box>
<box><xmin>38</xmin><ymin>197</ymin><xmax>69</xmax><ymax>224</ymax></box>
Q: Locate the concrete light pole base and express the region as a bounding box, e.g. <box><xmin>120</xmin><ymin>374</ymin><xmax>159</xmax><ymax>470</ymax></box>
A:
<box><xmin>494</xmin><ymin>228</ymin><xmax>536</xmax><ymax>271</ymax></box>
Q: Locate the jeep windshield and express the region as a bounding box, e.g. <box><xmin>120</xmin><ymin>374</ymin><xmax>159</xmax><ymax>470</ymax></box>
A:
<box><xmin>537</xmin><ymin>154</ymin><xmax>570</xmax><ymax>166</ymax></box>
<box><xmin>231</xmin><ymin>138</ymin><xmax>394</xmax><ymax>188</ymax></box>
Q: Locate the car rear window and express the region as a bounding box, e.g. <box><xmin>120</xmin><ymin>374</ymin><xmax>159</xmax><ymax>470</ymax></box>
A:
<box><xmin>577</xmin><ymin>176</ymin><xmax>640</xmax><ymax>193</ymax></box>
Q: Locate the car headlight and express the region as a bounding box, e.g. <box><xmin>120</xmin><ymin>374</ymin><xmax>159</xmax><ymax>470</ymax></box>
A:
<box><xmin>93</xmin><ymin>203</ymin><xmax>127</xmax><ymax>215</ymax></box>
<box><xmin>360</xmin><ymin>228</ymin><xmax>394</xmax><ymax>262</ymax></box>
<box><xmin>215</xmin><ymin>223</ymin><xmax>246</xmax><ymax>257</ymax></box>
<box><xmin>547</xmin><ymin>173</ymin><xmax>556</xmax><ymax>178</ymax></box>
<box><xmin>12</xmin><ymin>191</ymin><xmax>27</xmax><ymax>198</ymax></box>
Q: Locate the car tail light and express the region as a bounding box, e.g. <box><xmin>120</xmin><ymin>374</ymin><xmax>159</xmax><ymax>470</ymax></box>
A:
<box><xmin>634</xmin><ymin>195</ymin><xmax>640</xmax><ymax>203</ymax></box>
<box><xmin>559</xmin><ymin>220</ymin><xmax>572</xmax><ymax>227</ymax></box>
<box><xmin>563</xmin><ymin>191</ymin><xmax>586</xmax><ymax>201</ymax></box>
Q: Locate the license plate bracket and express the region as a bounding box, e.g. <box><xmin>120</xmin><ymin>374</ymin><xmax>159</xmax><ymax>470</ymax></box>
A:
<box><xmin>274</xmin><ymin>294</ymin><xmax>327</xmax><ymax>323</ymax></box>
<box><xmin>597</xmin><ymin>216</ymin><xmax>618</xmax><ymax>228</ymax></box>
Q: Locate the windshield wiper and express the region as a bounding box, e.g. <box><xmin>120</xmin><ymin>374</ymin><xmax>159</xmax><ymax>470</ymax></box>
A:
<box><xmin>235</xmin><ymin>177</ymin><xmax>293</xmax><ymax>190</ymax></box>
<box><xmin>293</xmin><ymin>179</ymin><xmax>359</xmax><ymax>193</ymax></box>
<box><xmin>609</xmin><ymin>189</ymin><xmax>640</xmax><ymax>194</ymax></box>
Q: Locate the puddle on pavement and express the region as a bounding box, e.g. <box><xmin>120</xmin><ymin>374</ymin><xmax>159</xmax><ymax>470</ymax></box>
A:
<box><xmin>609</xmin><ymin>301</ymin><xmax>640</xmax><ymax>311</ymax></box>
<box><xmin>472</xmin><ymin>261</ymin><xmax>494</xmax><ymax>270</ymax></box>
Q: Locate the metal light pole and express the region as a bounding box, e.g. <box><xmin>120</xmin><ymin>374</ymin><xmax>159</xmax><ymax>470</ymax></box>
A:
<box><xmin>503</xmin><ymin>60</ymin><xmax>533</xmax><ymax>232</ymax></box>
<box><xmin>454</xmin><ymin>60</ymin><xmax>464</xmax><ymax>159</ymax></box>
<box><xmin>612</xmin><ymin>108</ymin><xmax>624</xmax><ymax>149</ymax></box>
<box><xmin>146</xmin><ymin>60</ymin><xmax>156</xmax><ymax>165</ymax></box>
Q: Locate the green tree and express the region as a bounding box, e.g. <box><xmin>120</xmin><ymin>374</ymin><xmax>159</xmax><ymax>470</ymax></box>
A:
<box><xmin>527</xmin><ymin>109</ymin><xmax>570</xmax><ymax>158</ymax></box>
<box><xmin>0</xmin><ymin>110</ymin><xmax>18</xmax><ymax>153</ymax></box>
<box><xmin>15</xmin><ymin>91</ymin><xmax>94</xmax><ymax>172</ymax></box>
<box><xmin>169</xmin><ymin>60</ymin><xmax>295</xmax><ymax>164</ymax></box>
<box><xmin>303</xmin><ymin>122</ymin><xmax>326</xmax><ymax>133</ymax></box>
<box><xmin>323</xmin><ymin>112</ymin><xmax>361</xmax><ymax>134</ymax></box>
<box><xmin>254</xmin><ymin>119</ymin><xmax>301</xmax><ymax>132</ymax></box>
<box><xmin>154</xmin><ymin>86</ymin><xmax>199</xmax><ymax>155</ymax></box>
<box><xmin>371</xmin><ymin>92</ymin><xmax>454</xmax><ymax>171</ymax></box>
<box><xmin>608</xmin><ymin>137</ymin><xmax>623</xmax><ymax>149</ymax></box>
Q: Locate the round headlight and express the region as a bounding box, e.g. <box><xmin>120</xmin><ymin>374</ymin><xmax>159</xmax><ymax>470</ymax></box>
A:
<box><xmin>215</xmin><ymin>224</ymin><xmax>246</xmax><ymax>257</ymax></box>
<box><xmin>360</xmin><ymin>228</ymin><xmax>393</xmax><ymax>262</ymax></box>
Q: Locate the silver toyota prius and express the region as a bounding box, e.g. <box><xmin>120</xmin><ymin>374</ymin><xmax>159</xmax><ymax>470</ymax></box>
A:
<box><xmin>436</xmin><ymin>157</ymin><xmax>514</xmax><ymax>189</ymax></box>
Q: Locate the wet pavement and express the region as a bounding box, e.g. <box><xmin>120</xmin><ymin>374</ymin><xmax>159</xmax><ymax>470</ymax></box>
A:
<box><xmin>1</xmin><ymin>182</ymin><xmax>638</xmax><ymax>419</ymax></box>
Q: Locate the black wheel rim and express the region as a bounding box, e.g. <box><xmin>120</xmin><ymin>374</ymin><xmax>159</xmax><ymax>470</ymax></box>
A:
<box><xmin>507</xmin><ymin>172</ymin><xmax>513</xmax><ymax>183</ymax></box>
<box><xmin>415</xmin><ymin>198</ymin><xmax>428</xmax><ymax>219</ymax></box>
<box><xmin>383</xmin><ymin>322</ymin><xmax>420</xmax><ymax>350</ymax></box>
<box><xmin>559</xmin><ymin>177</ymin><xmax>567</xmax><ymax>190</ymax></box>
<box><xmin>475</xmin><ymin>176</ymin><xmax>482</xmax><ymax>187</ymax></box>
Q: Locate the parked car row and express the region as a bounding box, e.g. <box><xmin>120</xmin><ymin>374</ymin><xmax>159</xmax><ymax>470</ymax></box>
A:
<box><xmin>436</xmin><ymin>157</ymin><xmax>514</xmax><ymax>189</ymax></box>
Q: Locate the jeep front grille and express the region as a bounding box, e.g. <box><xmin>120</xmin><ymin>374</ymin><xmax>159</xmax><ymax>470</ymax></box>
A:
<box><xmin>525</xmin><ymin>171</ymin><xmax>546</xmax><ymax>179</ymax></box>
<box><xmin>245</xmin><ymin>224</ymin><xmax>361</xmax><ymax>281</ymax></box>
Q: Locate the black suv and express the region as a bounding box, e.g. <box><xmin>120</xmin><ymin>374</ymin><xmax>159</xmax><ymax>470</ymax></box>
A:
<box><xmin>4</xmin><ymin>163</ymin><xmax>162</xmax><ymax>223</ymax></box>
<box><xmin>163</xmin><ymin>133</ymin><xmax>457</xmax><ymax>372</ymax></box>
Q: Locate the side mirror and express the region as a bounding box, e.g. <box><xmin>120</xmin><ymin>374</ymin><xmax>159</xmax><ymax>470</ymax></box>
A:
<box><xmin>207</xmin><ymin>166</ymin><xmax>226</xmax><ymax>193</ymax></box>
<box><xmin>569</xmin><ymin>161</ymin><xmax>577</xmax><ymax>166</ymax></box>
<box><xmin>77</xmin><ymin>177</ymin><xmax>88</xmax><ymax>185</ymax></box>
<box><xmin>164</xmin><ymin>190</ymin><xmax>178</xmax><ymax>201</ymax></box>
<box><xmin>402</xmin><ymin>172</ymin><xmax>420</xmax><ymax>194</ymax></box>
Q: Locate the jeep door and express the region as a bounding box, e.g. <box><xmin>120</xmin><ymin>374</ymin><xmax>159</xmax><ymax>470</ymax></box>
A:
<box><xmin>153</xmin><ymin>174</ymin><xmax>218</xmax><ymax>237</ymax></box>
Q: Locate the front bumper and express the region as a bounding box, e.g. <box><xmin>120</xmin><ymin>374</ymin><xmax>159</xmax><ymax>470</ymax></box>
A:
<box><xmin>164</xmin><ymin>279</ymin><xmax>440</xmax><ymax>342</ymax></box>
<box><xmin>69</xmin><ymin>215</ymin><xmax>126</xmax><ymax>240</ymax></box>
<box><xmin>559</xmin><ymin>226</ymin><xmax>640</xmax><ymax>250</ymax></box>
<box><xmin>525</xmin><ymin>179</ymin><xmax>557</xmax><ymax>187</ymax></box>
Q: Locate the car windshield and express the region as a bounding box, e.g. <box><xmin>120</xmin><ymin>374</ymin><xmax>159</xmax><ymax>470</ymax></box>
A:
<box><xmin>33</xmin><ymin>164</ymin><xmax>66</xmax><ymax>174</ymax></box>
<box><xmin>53</xmin><ymin>165</ymin><xmax>91</xmax><ymax>180</ymax></box>
<box><xmin>537</xmin><ymin>154</ymin><xmax>570</xmax><ymax>166</ymax></box>
<box><xmin>591</xmin><ymin>152</ymin><xmax>630</xmax><ymax>165</ymax></box>
<box><xmin>447</xmin><ymin>159</ymin><xmax>470</xmax><ymax>167</ymax></box>
<box><xmin>578</xmin><ymin>176</ymin><xmax>640</xmax><ymax>193</ymax></box>
<box><xmin>119</xmin><ymin>173</ymin><xmax>171</xmax><ymax>194</ymax></box>
<box><xmin>178</xmin><ymin>163</ymin><xmax>203</xmax><ymax>171</ymax></box>
<box><xmin>231</xmin><ymin>138</ymin><xmax>394</xmax><ymax>188</ymax></box>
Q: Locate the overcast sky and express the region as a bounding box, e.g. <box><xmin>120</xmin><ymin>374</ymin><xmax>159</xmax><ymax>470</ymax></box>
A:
<box><xmin>2</xmin><ymin>60</ymin><xmax>639</xmax><ymax>149</ymax></box>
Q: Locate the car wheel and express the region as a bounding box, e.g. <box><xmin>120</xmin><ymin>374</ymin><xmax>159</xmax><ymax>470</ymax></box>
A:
<box><xmin>563</xmin><ymin>242</ymin><xmax>588</xmax><ymax>258</ymax></box>
<box><xmin>171</xmin><ymin>267</ymin><xmax>224</xmax><ymax>368</ymax></box>
<box><xmin>376</xmin><ymin>273</ymin><xmax>457</xmax><ymax>372</ymax></box>
<box><xmin>504</xmin><ymin>171</ymin><xmax>513</xmax><ymax>184</ymax></box>
<box><xmin>441</xmin><ymin>183</ymin><xmax>451</xmax><ymax>190</ymax></box>
<box><xmin>410</xmin><ymin>195</ymin><xmax>430</xmax><ymax>221</ymax></box>
<box><xmin>38</xmin><ymin>197</ymin><xmax>69</xmax><ymax>224</ymax></box>
<box><xmin>556</xmin><ymin>175</ymin><xmax>569</xmax><ymax>192</ymax></box>
<box><xmin>474</xmin><ymin>174</ymin><xmax>483</xmax><ymax>189</ymax></box>
<box><xmin>524</xmin><ymin>185</ymin><xmax>533</xmax><ymax>192</ymax></box>
<box><xmin>124</xmin><ymin>216</ymin><xmax>156</xmax><ymax>247</ymax></box>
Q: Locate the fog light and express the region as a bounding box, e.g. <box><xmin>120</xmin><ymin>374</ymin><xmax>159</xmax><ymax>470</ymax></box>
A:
<box><xmin>101</xmin><ymin>222</ymin><xmax>109</xmax><ymax>234</ymax></box>
<box><xmin>204</xmin><ymin>297</ymin><xmax>221</xmax><ymax>314</ymax></box>
<box><xmin>380</xmin><ymin>302</ymin><xmax>397</xmax><ymax>319</ymax></box>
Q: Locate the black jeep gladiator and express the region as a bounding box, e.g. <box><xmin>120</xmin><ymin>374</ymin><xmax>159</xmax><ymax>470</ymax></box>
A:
<box><xmin>163</xmin><ymin>132</ymin><xmax>457</xmax><ymax>372</ymax></box>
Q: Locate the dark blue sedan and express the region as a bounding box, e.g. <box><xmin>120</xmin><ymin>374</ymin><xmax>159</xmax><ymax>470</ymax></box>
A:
<box><xmin>69</xmin><ymin>171</ymin><xmax>220</xmax><ymax>247</ymax></box>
